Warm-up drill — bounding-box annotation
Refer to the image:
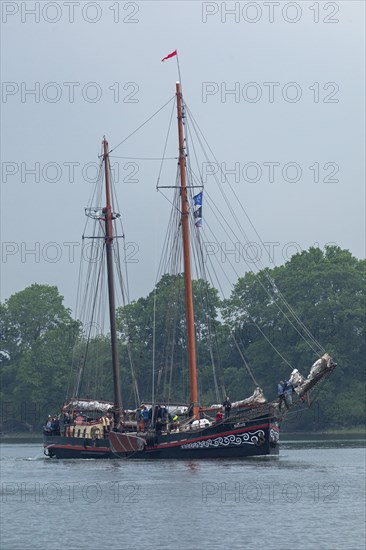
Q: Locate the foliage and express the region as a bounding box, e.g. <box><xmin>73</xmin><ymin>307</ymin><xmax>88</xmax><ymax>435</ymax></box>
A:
<box><xmin>221</xmin><ymin>246</ymin><xmax>365</xmax><ymax>428</ymax></box>
<box><xmin>1</xmin><ymin>248</ymin><xmax>365</xmax><ymax>431</ymax></box>
<box><xmin>116</xmin><ymin>273</ymin><xmax>221</xmax><ymax>404</ymax></box>
<box><xmin>0</xmin><ymin>285</ymin><xmax>78</xmax><ymax>427</ymax></box>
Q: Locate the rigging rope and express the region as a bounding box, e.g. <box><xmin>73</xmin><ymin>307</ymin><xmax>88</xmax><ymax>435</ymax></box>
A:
<box><xmin>109</xmin><ymin>96</ymin><xmax>175</xmax><ymax>154</ymax></box>
<box><xmin>185</xmin><ymin>104</ymin><xmax>325</xmax><ymax>359</ymax></box>
<box><xmin>231</xmin><ymin>334</ymin><xmax>260</xmax><ymax>387</ymax></box>
<box><xmin>110</xmin><ymin>155</ymin><xmax>177</xmax><ymax>161</ymax></box>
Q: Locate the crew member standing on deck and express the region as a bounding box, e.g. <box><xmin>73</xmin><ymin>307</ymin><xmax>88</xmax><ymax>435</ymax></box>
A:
<box><xmin>278</xmin><ymin>381</ymin><xmax>290</xmax><ymax>411</ymax></box>
<box><xmin>222</xmin><ymin>396</ymin><xmax>231</xmax><ymax>418</ymax></box>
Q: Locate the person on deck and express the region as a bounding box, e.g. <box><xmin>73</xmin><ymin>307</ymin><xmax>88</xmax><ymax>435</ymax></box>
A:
<box><xmin>54</xmin><ymin>417</ymin><xmax>60</xmax><ymax>435</ymax></box>
<box><xmin>142</xmin><ymin>406</ymin><xmax>150</xmax><ymax>432</ymax></box>
<box><xmin>284</xmin><ymin>380</ymin><xmax>293</xmax><ymax>408</ymax></box>
<box><xmin>101</xmin><ymin>415</ymin><xmax>108</xmax><ymax>438</ymax></box>
<box><xmin>63</xmin><ymin>412</ymin><xmax>70</xmax><ymax>436</ymax></box>
<box><xmin>215</xmin><ymin>411</ymin><xmax>224</xmax><ymax>423</ymax></box>
<box><xmin>278</xmin><ymin>381</ymin><xmax>290</xmax><ymax>411</ymax></box>
<box><xmin>161</xmin><ymin>406</ymin><xmax>168</xmax><ymax>430</ymax></box>
<box><xmin>45</xmin><ymin>416</ymin><xmax>52</xmax><ymax>432</ymax></box>
<box><xmin>136</xmin><ymin>407</ymin><xmax>143</xmax><ymax>432</ymax></box>
<box><xmin>222</xmin><ymin>397</ymin><xmax>231</xmax><ymax>418</ymax></box>
<box><xmin>172</xmin><ymin>414</ymin><xmax>179</xmax><ymax>431</ymax></box>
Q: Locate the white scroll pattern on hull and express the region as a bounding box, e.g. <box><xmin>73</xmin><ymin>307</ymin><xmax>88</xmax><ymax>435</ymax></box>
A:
<box><xmin>270</xmin><ymin>428</ymin><xmax>279</xmax><ymax>443</ymax></box>
<box><xmin>181</xmin><ymin>430</ymin><xmax>265</xmax><ymax>450</ymax></box>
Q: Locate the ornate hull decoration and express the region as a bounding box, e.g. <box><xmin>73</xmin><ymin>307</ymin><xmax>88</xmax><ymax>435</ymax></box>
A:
<box><xmin>181</xmin><ymin>430</ymin><xmax>265</xmax><ymax>450</ymax></box>
<box><xmin>270</xmin><ymin>428</ymin><xmax>280</xmax><ymax>444</ymax></box>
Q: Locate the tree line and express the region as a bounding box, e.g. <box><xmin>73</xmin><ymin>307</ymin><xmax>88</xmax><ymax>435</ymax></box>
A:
<box><xmin>1</xmin><ymin>246</ymin><xmax>364</xmax><ymax>432</ymax></box>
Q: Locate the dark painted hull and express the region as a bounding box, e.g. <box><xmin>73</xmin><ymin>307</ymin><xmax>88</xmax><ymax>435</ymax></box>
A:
<box><xmin>43</xmin><ymin>417</ymin><xmax>280</xmax><ymax>459</ymax></box>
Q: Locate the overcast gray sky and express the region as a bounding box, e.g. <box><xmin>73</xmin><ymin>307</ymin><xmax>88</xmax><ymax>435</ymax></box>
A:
<box><xmin>1</xmin><ymin>0</ymin><xmax>365</xmax><ymax>311</ymax></box>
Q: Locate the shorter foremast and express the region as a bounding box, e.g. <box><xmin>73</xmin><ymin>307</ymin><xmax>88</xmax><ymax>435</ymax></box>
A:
<box><xmin>102</xmin><ymin>138</ymin><xmax>123</xmax><ymax>426</ymax></box>
<box><xmin>175</xmin><ymin>82</ymin><xmax>200</xmax><ymax>420</ymax></box>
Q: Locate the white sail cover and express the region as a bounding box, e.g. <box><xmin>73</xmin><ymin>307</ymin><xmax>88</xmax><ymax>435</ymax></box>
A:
<box><xmin>308</xmin><ymin>353</ymin><xmax>333</xmax><ymax>379</ymax></box>
<box><xmin>289</xmin><ymin>369</ymin><xmax>306</xmax><ymax>395</ymax></box>
<box><xmin>289</xmin><ymin>353</ymin><xmax>334</xmax><ymax>396</ymax></box>
<box><xmin>232</xmin><ymin>387</ymin><xmax>267</xmax><ymax>408</ymax></box>
<box><xmin>191</xmin><ymin>418</ymin><xmax>211</xmax><ymax>429</ymax></box>
<box><xmin>137</xmin><ymin>404</ymin><xmax>188</xmax><ymax>416</ymax></box>
<box><xmin>206</xmin><ymin>387</ymin><xmax>267</xmax><ymax>411</ymax></box>
<box><xmin>66</xmin><ymin>400</ymin><xmax>114</xmax><ymax>412</ymax></box>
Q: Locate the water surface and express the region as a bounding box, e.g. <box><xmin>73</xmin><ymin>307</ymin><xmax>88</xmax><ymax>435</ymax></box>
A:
<box><xmin>1</xmin><ymin>436</ymin><xmax>365</xmax><ymax>550</ymax></box>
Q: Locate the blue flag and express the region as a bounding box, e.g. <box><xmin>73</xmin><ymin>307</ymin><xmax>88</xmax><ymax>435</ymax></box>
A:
<box><xmin>193</xmin><ymin>192</ymin><xmax>203</xmax><ymax>206</ymax></box>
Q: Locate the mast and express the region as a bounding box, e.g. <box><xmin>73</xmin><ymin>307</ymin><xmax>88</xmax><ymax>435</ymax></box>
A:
<box><xmin>103</xmin><ymin>138</ymin><xmax>123</xmax><ymax>425</ymax></box>
<box><xmin>176</xmin><ymin>82</ymin><xmax>200</xmax><ymax>420</ymax></box>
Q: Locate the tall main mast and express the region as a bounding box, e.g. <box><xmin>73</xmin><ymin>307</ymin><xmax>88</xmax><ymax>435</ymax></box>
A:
<box><xmin>176</xmin><ymin>82</ymin><xmax>200</xmax><ymax>420</ymax></box>
<box><xmin>103</xmin><ymin>138</ymin><xmax>123</xmax><ymax>425</ymax></box>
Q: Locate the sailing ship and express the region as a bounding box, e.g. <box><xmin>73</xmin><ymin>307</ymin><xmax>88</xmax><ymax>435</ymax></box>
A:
<box><xmin>43</xmin><ymin>82</ymin><xmax>336</xmax><ymax>459</ymax></box>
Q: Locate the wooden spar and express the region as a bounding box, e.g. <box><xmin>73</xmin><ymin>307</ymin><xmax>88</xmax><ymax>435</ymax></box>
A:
<box><xmin>103</xmin><ymin>138</ymin><xmax>123</xmax><ymax>424</ymax></box>
<box><xmin>175</xmin><ymin>82</ymin><xmax>200</xmax><ymax>420</ymax></box>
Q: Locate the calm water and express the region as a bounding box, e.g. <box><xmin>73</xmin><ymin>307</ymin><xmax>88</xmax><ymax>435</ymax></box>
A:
<box><xmin>1</xmin><ymin>436</ymin><xmax>365</xmax><ymax>550</ymax></box>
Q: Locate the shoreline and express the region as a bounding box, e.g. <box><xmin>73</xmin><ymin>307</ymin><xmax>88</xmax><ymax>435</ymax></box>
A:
<box><xmin>1</xmin><ymin>428</ymin><xmax>365</xmax><ymax>443</ymax></box>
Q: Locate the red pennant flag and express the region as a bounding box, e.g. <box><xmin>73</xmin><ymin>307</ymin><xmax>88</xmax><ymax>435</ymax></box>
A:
<box><xmin>161</xmin><ymin>50</ymin><xmax>177</xmax><ymax>62</ymax></box>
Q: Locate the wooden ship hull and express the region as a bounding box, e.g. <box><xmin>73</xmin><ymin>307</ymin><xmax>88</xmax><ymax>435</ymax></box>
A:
<box><xmin>44</xmin><ymin>415</ymin><xmax>279</xmax><ymax>460</ymax></box>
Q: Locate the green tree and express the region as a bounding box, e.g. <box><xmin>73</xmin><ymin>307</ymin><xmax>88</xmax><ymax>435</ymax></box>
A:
<box><xmin>1</xmin><ymin>246</ymin><xmax>364</xmax><ymax>432</ymax></box>
<box><xmin>1</xmin><ymin>284</ymin><xmax>73</xmax><ymax>361</ymax></box>
<box><xmin>222</xmin><ymin>246</ymin><xmax>365</xmax><ymax>428</ymax></box>
<box><xmin>117</xmin><ymin>274</ymin><xmax>221</xmax><ymax>404</ymax></box>
<box><xmin>0</xmin><ymin>284</ymin><xmax>78</xmax><ymax>427</ymax></box>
